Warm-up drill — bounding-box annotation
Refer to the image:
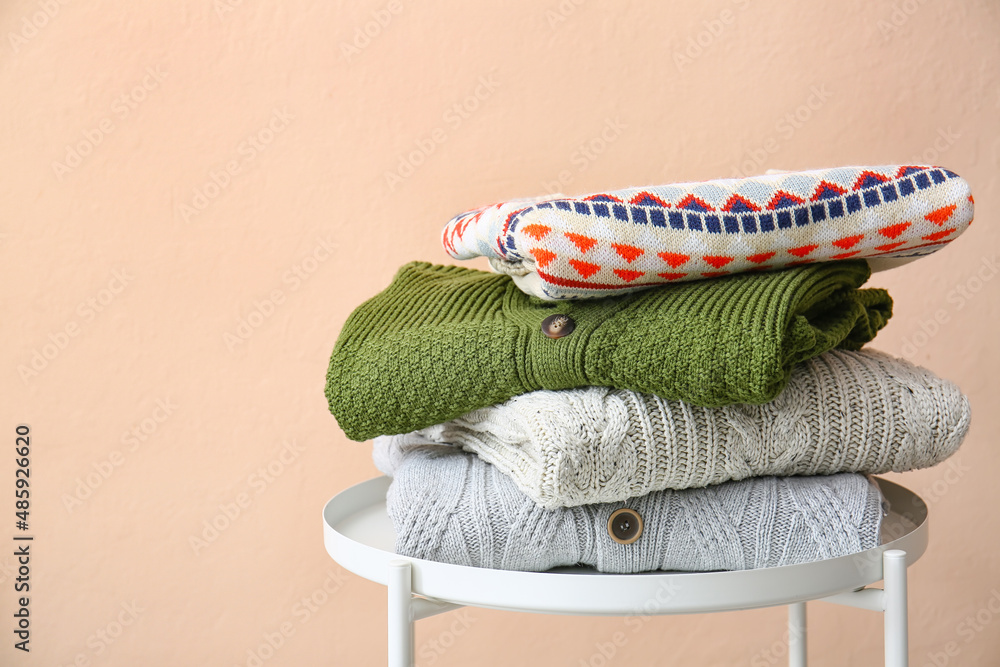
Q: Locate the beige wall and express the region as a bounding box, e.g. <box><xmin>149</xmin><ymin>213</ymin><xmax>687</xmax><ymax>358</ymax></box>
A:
<box><xmin>2</xmin><ymin>0</ymin><xmax>998</xmax><ymax>664</ymax></box>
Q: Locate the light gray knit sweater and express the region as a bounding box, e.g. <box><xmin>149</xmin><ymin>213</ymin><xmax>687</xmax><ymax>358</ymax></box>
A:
<box><xmin>376</xmin><ymin>349</ymin><xmax>969</xmax><ymax>508</ymax></box>
<box><xmin>377</xmin><ymin>444</ymin><xmax>885</xmax><ymax>573</ymax></box>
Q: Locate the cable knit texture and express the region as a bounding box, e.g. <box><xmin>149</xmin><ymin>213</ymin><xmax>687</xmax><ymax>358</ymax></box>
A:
<box><xmin>378</xmin><ymin>444</ymin><xmax>885</xmax><ymax>573</ymax></box>
<box><xmin>377</xmin><ymin>349</ymin><xmax>970</xmax><ymax>508</ymax></box>
<box><xmin>326</xmin><ymin>261</ymin><xmax>892</xmax><ymax>441</ymax></box>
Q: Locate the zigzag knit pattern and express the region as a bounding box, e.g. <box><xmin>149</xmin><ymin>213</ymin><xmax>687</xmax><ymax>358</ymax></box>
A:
<box><xmin>442</xmin><ymin>165</ymin><xmax>974</xmax><ymax>299</ymax></box>
<box><xmin>379</xmin><ymin>444</ymin><xmax>885</xmax><ymax>573</ymax></box>
<box><xmin>377</xmin><ymin>349</ymin><xmax>971</xmax><ymax>508</ymax></box>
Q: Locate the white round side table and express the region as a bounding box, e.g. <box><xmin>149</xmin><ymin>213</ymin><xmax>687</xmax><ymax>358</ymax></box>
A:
<box><xmin>323</xmin><ymin>476</ymin><xmax>928</xmax><ymax>667</ymax></box>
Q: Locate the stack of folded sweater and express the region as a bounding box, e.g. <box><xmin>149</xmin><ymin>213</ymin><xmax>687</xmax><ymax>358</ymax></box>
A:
<box><xmin>325</xmin><ymin>165</ymin><xmax>974</xmax><ymax>574</ymax></box>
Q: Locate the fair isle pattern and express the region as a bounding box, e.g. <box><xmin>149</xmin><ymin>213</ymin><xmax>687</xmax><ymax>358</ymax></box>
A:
<box><xmin>442</xmin><ymin>165</ymin><xmax>974</xmax><ymax>299</ymax></box>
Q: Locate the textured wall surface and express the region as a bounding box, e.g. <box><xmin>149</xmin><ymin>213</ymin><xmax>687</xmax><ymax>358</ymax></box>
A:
<box><xmin>2</xmin><ymin>0</ymin><xmax>998</xmax><ymax>665</ymax></box>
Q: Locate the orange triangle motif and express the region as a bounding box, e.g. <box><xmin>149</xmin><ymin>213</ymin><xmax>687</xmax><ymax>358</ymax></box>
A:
<box><xmin>564</xmin><ymin>232</ymin><xmax>597</xmax><ymax>253</ymax></box>
<box><xmin>766</xmin><ymin>191</ymin><xmax>805</xmax><ymax>210</ymax></box>
<box><xmin>611</xmin><ymin>243</ymin><xmax>645</xmax><ymax>263</ymax></box>
<box><xmin>568</xmin><ymin>258</ymin><xmax>601</xmax><ymax>278</ymax></box>
<box><xmin>810</xmin><ymin>180</ymin><xmax>847</xmax><ymax>201</ymax></box>
<box><xmin>879</xmin><ymin>222</ymin><xmax>911</xmax><ymax>239</ymax></box>
<box><xmin>852</xmin><ymin>170</ymin><xmax>889</xmax><ymax>190</ymax></box>
<box><xmin>630</xmin><ymin>192</ymin><xmax>670</xmax><ymax>207</ymax></box>
<box><xmin>922</xmin><ymin>228</ymin><xmax>956</xmax><ymax>242</ymax></box>
<box><xmin>613</xmin><ymin>269</ymin><xmax>644</xmax><ymax>282</ymax></box>
<box><xmin>722</xmin><ymin>194</ymin><xmax>761</xmax><ymax>212</ymax></box>
<box><xmin>529</xmin><ymin>247</ymin><xmax>557</xmax><ymax>268</ymax></box>
<box><xmin>677</xmin><ymin>194</ymin><xmax>714</xmax><ymax>211</ymax></box>
<box><xmin>831</xmin><ymin>251</ymin><xmax>861</xmax><ymax>260</ymax></box>
<box><xmin>832</xmin><ymin>234</ymin><xmax>864</xmax><ymax>250</ymax></box>
<box><xmin>657</xmin><ymin>252</ymin><xmax>690</xmax><ymax>268</ymax></box>
<box><xmin>746</xmin><ymin>252</ymin><xmax>776</xmax><ymax>264</ymax></box>
<box><xmin>924</xmin><ymin>204</ymin><xmax>957</xmax><ymax>226</ymax></box>
<box><xmin>787</xmin><ymin>244</ymin><xmax>819</xmax><ymax>258</ymax></box>
<box><xmin>657</xmin><ymin>272</ymin><xmax>686</xmax><ymax>281</ymax></box>
<box><xmin>702</xmin><ymin>255</ymin><xmax>734</xmax><ymax>269</ymax></box>
<box><xmin>521</xmin><ymin>224</ymin><xmax>551</xmax><ymax>241</ymax></box>
<box><xmin>875</xmin><ymin>242</ymin><xmax>906</xmax><ymax>252</ymax></box>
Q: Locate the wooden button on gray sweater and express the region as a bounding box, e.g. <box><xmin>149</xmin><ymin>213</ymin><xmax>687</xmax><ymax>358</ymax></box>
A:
<box><xmin>376</xmin><ymin>443</ymin><xmax>885</xmax><ymax>574</ymax></box>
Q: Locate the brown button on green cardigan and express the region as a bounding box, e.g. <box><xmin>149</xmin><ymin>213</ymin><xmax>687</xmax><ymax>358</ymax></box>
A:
<box><xmin>325</xmin><ymin>261</ymin><xmax>892</xmax><ymax>441</ymax></box>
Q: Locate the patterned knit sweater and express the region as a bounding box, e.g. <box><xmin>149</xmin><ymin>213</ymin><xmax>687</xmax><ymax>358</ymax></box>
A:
<box><xmin>325</xmin><ymin>261</ymin><xmax>891</xmax><ymax>441</ymax></box>
<box><xmin>377</xmin><ymin>349</ymin><xmax>970</xmax><ymax>508</ymax></box>
<box><xmin>442</xmin><ymin>165</ymin><xmax>973</xmax><ymax>299</ymax></box>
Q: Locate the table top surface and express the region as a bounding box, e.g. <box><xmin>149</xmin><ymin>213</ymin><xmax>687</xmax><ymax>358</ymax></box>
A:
<box><xmin>323</xmin><ymin>475</ymin><xmax>928</xmax><ymax>616</ymax></box>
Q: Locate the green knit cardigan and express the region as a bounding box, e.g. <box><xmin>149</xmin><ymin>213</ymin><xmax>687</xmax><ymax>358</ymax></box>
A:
<box><xmin>326</xmin><ymin>261</ymin><xmax>892</xmax><ymax>441</ymax></box>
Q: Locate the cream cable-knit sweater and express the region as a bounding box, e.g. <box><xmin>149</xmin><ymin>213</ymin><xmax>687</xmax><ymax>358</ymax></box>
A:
<box><xmin>376</xmin><ymin>349</ymin><xmax>970</xmax><ymax>509</ymax></box>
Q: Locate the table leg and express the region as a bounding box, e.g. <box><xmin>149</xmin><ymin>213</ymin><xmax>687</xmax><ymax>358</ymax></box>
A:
<box><xmin>788</xmin><ymin>602</ymin><xmax>807</xmax><ymax>667</ymax></box>
<box><xmin>883</xmin><ymin>550</ymin><xmax>908</xmax><ymax>667</ymax></box>
<box><xmin>389</xmin><ymin>560</ymin><xmax>415</xmax><ymax>667</ymax></box>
